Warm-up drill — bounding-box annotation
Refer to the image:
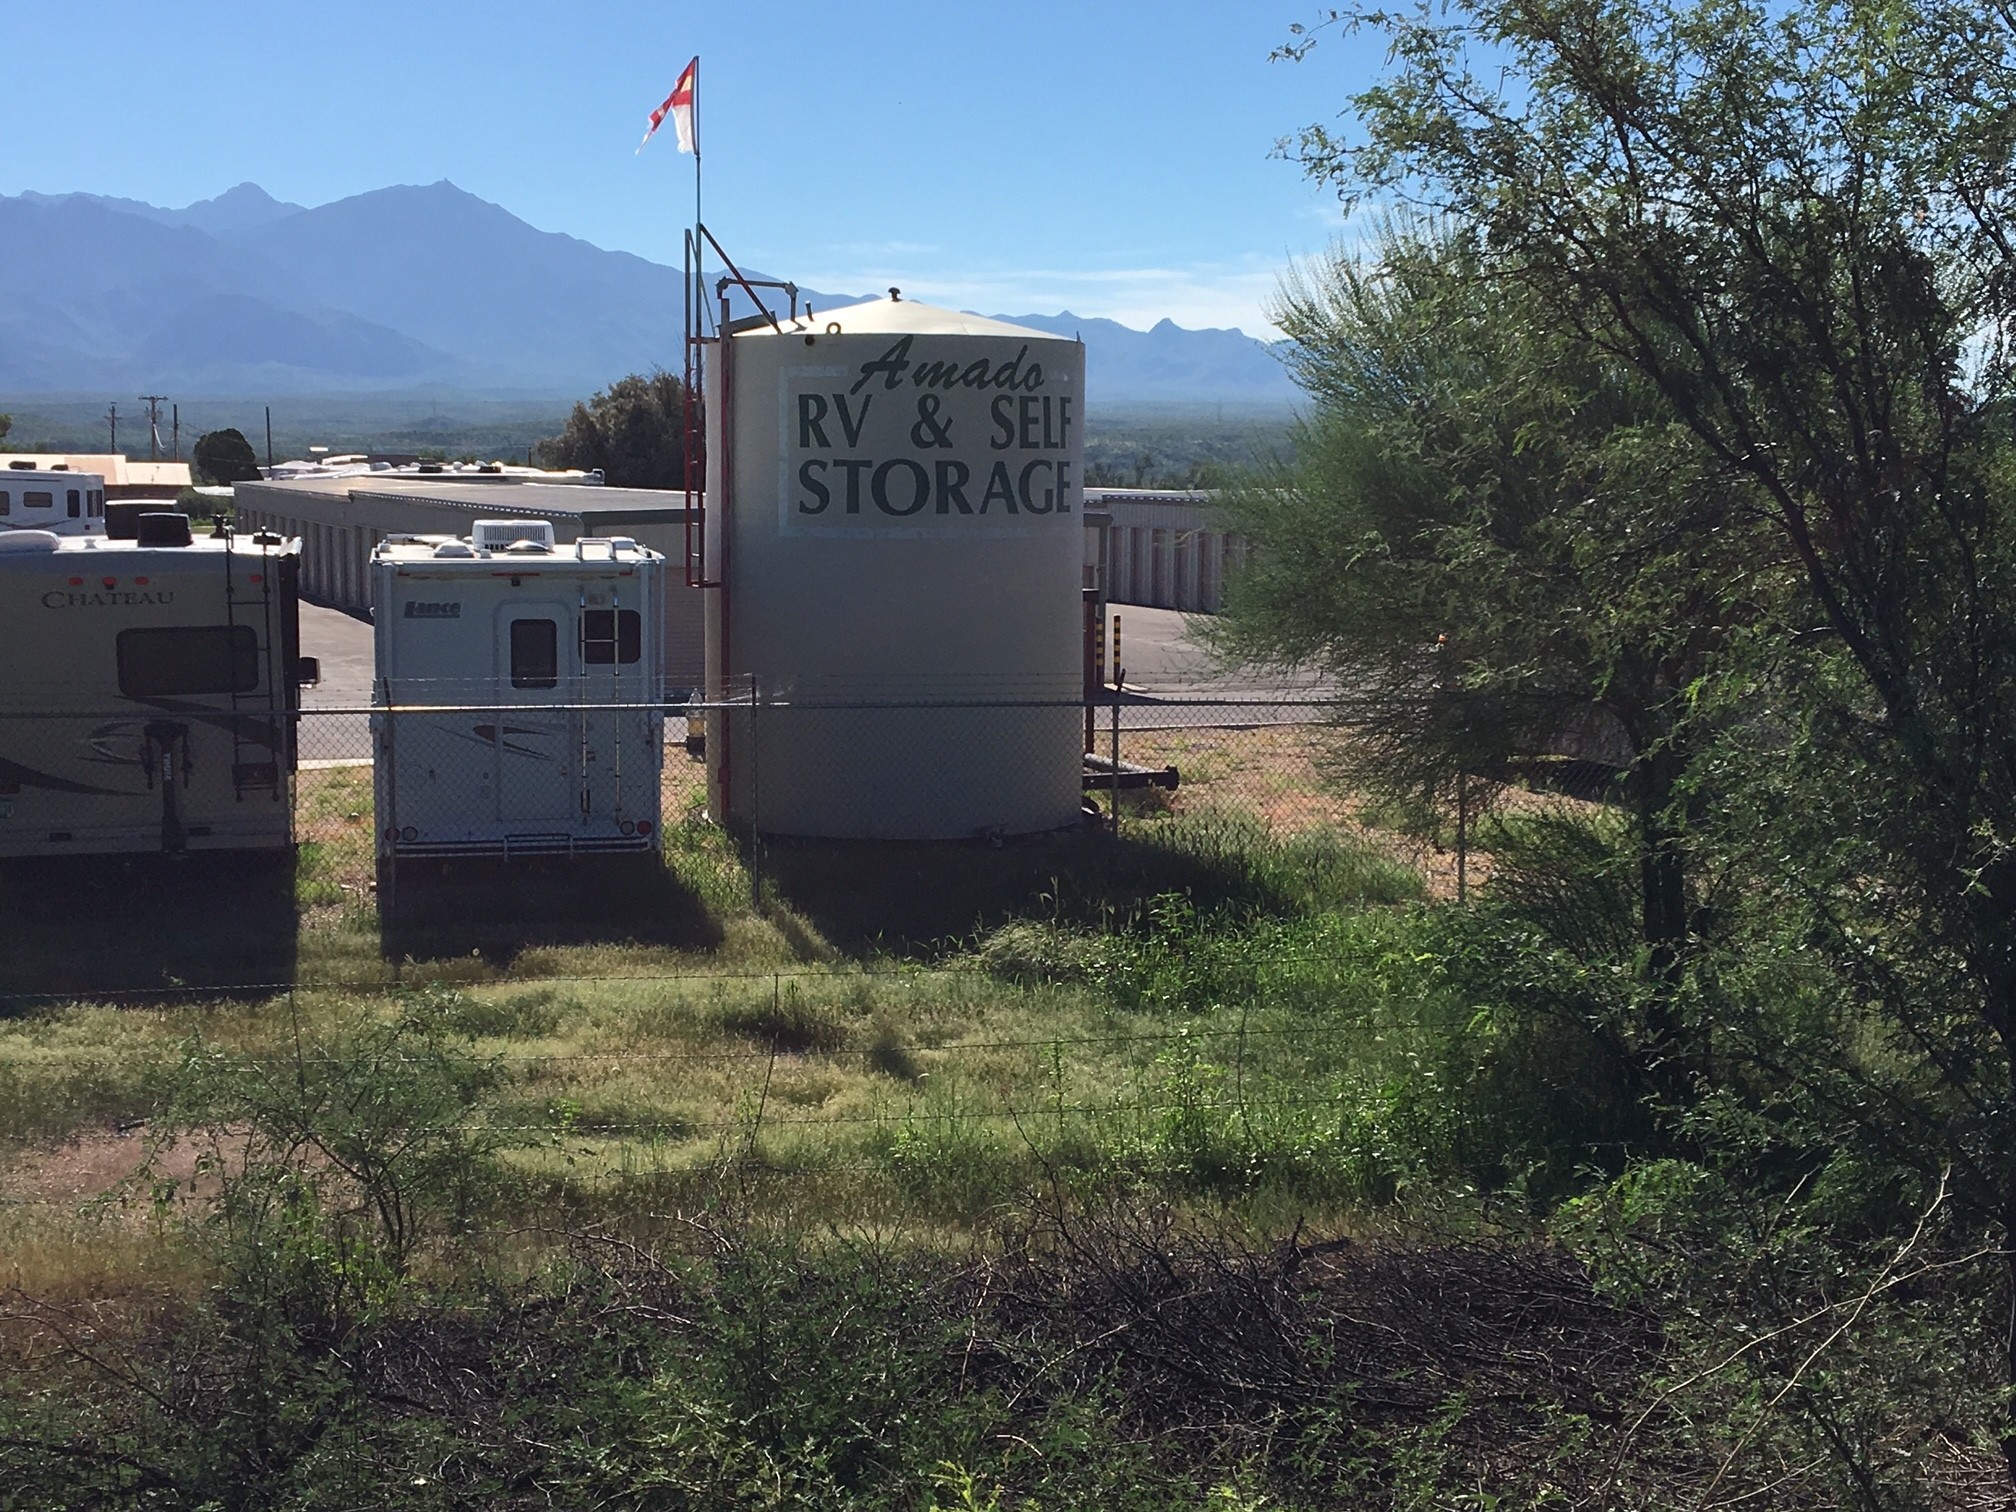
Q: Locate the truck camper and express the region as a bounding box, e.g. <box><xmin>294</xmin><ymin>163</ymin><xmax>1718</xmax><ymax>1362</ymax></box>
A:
<box><xmin>0</xmin><ymin>514</ymin><xmax>313</xmax><ymax>857</ymax></box>
<box><xmin>371</xmin><ymin>520</ymin><xmax>666</xmax><ymax>879</ymax></box>
<box><xmin>0</xmin><ymin>462</ymin><xmax>106</xmax><ymax>536</ymax></box>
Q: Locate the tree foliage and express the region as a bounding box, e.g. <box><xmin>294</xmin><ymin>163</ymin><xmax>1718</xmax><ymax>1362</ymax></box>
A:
<box><xmin>191</xmin><ymin>426</ymin><xmax>262</xmax><ymax>486</ymax></box>
<box><xmin>1215</xmin><ymin>224</ymin><xmax>1765</xmax><ymax>1006</ymax></box>
<box><xmin>537</xmin><ymin>370</ymin><xmax>688</xmax><ymax>489</ymax></box>
<box><xmin>1273</xmin><ymin>0</ymin><xmax>2016</xmax><ymax>1472</ymax></box>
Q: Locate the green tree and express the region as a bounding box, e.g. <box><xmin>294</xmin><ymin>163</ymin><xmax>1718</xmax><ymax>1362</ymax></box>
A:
<box><xmin>191</xmin><ymin>427</ymin><xmax>262</xmax><ymax>485</ymax></box>
<box><xmin>0</xmin><ymin>413</ymin><xmax>11</xmax><ymax>448</ymax></box>
<box><xmin>1216</xmin><ymin>225</ymin><xmax>1760</xmax><ymax>1000</ymax></box>
<box><xmin>538</xmin><ymin>370</ymin><xmax>688</xmax><ymax>489</ymax></box>
<box><xmin>1283</xmin><ymin>0</ymin><xmax>2016</xmax><ymax>1467</ymax></box>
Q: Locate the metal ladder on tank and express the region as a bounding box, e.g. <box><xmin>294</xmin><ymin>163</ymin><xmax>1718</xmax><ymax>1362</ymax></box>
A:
<box><xmin>222</xmin><ymin>523</ymin><xmax>283</xmax><ymax>803</ymax></box>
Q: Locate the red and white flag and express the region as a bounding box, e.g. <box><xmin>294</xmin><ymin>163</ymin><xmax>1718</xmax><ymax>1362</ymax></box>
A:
<box><xmin>638</xmin><ymin>57</ymin><xmax>698</xmax><ymax>155</ymax></box>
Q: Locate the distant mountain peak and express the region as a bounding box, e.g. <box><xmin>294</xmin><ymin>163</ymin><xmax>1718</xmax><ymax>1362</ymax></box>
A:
<box><xmin>174</xmin><ymin>182</ymin><xmax>303</xmax><ymax>235</ymax></box>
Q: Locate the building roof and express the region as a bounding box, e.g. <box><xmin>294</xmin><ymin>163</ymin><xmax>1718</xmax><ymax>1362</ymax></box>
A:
<box><xmin>245</xmin><ymin>475</ymin><xmax>693</xmax><ymax>524</ymax></box>
<box><xmin>735</xmin><ymin>294</ymin><xmax>1073</xmax><ymax>344</ymax></box>
<box><xmin>0</xmin><ymin>454</ymin><xmax>193</xmax><ymax>489</ymax></box>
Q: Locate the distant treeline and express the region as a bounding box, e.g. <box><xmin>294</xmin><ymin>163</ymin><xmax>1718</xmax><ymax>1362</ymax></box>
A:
<box><xmin>0</xmin><ymin>393</ymin><xmax>1295</xmax><ymax>489</ymax></box>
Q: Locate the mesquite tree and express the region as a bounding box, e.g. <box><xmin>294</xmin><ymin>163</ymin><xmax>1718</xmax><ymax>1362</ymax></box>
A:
<box><xmin>1281</xmin><ymin>0</ymin><xmax>2016</xmax><ymax>1468</ymax></box>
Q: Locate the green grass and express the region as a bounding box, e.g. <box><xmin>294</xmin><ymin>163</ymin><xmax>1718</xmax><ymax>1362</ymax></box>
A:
<box><xmin>0</xmin><ymin>808</ymin><xmax>1446</xmax><ymax>1234</ymax></box>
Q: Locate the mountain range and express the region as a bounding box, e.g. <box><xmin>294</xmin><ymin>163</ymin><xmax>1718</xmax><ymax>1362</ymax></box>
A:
<box><xmin>0</xmin><ymin>182</ymin><xmax>1299</xmax><ymax>408</ymax></box>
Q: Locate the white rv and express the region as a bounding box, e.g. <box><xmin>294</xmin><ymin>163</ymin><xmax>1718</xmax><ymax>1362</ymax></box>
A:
<box><xmin>371</xmin><ymin>520</ymin><xmax>666</xmax><ymax>872</ymax></box>
<box><xmin>0</xmin><ymin>514</ymin><xmax>312</xmax><ymax>857</ymax></box>
<box><xmin>0</xmin><ymin>463</ymin><xmax>106</xmax><ymax>535</ymax></box>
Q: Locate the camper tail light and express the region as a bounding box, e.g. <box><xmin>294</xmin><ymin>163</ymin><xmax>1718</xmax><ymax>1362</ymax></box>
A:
<box><xmin>637</xmin><ymin>821</ymin><xmax>653</xmax><ymax>837</ymax></box>
<box><xmin>401</xmin><ymin>826</ymin><xmax>418</xmax><ymax>842</ymax></box>
<box><xmin>620</xmin><ymin>820</ymin><xmax>635</xmax><ymax>835</ymax></box>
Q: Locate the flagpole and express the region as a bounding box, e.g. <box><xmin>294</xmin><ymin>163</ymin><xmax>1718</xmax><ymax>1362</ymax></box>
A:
<box><xmin>692</xmin><ymin>56</ymin><xmax>702</xmax><ymax>278</ymax></box>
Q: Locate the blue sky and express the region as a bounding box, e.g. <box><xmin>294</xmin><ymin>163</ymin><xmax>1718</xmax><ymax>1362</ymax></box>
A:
<box><xmin>6</xmin><ymin>1</ymin><xmax>1379</xmax><ymax>338</ymax></box>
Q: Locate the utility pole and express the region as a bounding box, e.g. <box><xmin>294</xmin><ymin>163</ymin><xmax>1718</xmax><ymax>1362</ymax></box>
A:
<box><xmin>106</xmin><ymin>403</ymin><xmax>117</xmax><ymax>452</ymax></box>
<box><xmin>171</xmin><ymin>404</ymin><xmax>179</xmax><ymax>460</ymax></box>
<box><xmin>138</xmin><ymin>395</ymin><xmax>168</xmax><ymax>462</ymax></box>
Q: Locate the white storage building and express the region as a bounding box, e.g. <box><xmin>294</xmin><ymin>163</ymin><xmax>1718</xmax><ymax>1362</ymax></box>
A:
<box><xmin>235</xmin><ymin>472</ymin><xmax>704</xmax><ymax>696</ymax></box>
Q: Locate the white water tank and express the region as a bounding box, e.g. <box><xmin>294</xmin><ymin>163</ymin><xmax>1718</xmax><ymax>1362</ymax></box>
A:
<box><xmin>703</xmin><ymin>295</ymin><xmax>1086</xmax><ymax>838</ymax></box>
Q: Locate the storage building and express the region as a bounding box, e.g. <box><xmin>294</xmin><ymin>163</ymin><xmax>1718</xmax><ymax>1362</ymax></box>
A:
<box><xmin>234</xmin><ymin>473</ymin><xmax>704</xmax><ymax>695</ymax></box>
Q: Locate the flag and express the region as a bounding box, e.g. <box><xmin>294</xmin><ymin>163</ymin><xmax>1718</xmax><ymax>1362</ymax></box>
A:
<box><xmin>638</xmin><ymin>57</ymin><xmax>698</xmax><ymax>155</ymax></box>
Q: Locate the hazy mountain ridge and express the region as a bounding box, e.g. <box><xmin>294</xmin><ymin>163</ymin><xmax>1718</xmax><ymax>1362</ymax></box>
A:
<box><xmin>0</xmin><ymin>183</ymin><xmax>1298</xmax><ymax>407</ymax></box>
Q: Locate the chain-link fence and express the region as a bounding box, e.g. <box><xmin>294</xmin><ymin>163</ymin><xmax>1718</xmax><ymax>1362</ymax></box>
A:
<box><xmin>274</xmin><ymin>689</ymin><xmax>1628</xmax><ymax>906</ymax></box>
<box><xmin>0</xmin><ymin>692</ymin><xmax>1624</xmax><ymax>886</ymax></box>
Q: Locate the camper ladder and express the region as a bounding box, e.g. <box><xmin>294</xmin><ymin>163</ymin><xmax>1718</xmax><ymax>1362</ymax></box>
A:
<box><xmin>222</xmin><ymin>527</ymin><xmax>283</xmax><ymax>802</ymax></box>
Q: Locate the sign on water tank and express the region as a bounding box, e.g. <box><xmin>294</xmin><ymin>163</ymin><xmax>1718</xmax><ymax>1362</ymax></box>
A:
<box><xmin>780</xmin><ymin>335</ymin><xmax>1081</xmax><ymax>537</ymax></box>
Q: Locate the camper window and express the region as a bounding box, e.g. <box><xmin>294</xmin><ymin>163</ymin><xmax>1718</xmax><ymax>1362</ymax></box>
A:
<box><xmin>580</xmin><ymin>609</ymin><xmax>642</xmax><ymax>666</ymax></box>
<box><xmin>67</xmin><ymin>490</ymin><xmax>80</xmax><ymax>518</ymax></box>
<box><xmin>0</xmin><ymin>491</ymin><xmax>9</xmax><ymax>515</ymax></box>
<box><xmin>23</xmin><ymin>492</ymin><xmax>52</xmax><ymax>510</ymax></box>
<box><xmin>117</xmin><ymin>626</ymin><xmax>260</xmax><ymax>697</ymax></box>
<box><xmin>510</xmin><ymin>619</ymin><xmax>559</xmax><ymax>689</ymax></box>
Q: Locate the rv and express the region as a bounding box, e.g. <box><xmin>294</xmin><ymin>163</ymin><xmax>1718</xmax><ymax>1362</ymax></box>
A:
<box><xmin>0</xmin><ymin>514</ymin><xmax>313</xmax><ymax>857</ymax></box>
<box><xmin>0</xmin><ymin>463</ymin><xmax>106</xmax><ymax>536</ymax></box>
<box><xmin>371</xmin><ymin>520</ymin><xmax>666</xmax><ymax>875</ymax></box>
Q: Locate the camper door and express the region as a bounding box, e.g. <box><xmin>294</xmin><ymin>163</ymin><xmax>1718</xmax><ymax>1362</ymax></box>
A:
<box><xmin>494</xmin><ymin>604</ymin><xmax>575</xmax><ymax>823</ymax></box>
<box><xmin>575</xmin><ymin>596</ymin><xmax>646</xmax><ymax>821</ymax></box>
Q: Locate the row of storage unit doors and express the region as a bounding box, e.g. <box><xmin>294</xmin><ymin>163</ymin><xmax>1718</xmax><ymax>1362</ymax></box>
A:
<box><xmin>1102</xmin><ymin>522</ymin><xmax>1246</xmax><ymax>613</ymax></box>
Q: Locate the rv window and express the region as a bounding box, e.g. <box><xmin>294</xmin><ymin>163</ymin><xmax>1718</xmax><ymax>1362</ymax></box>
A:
<box><xmin>117</xmin><ymin>626</ymin><xmax>260</xmax><ymax>697</ymax></box>
<box><xmin>510</xmin><ymin>618</ymin><xmax>559</xmax><ymax>689</ymax></box>
<box><xmin>67</xmin><ymin>490</ymin><xmax>81</xmax><ymax>518</ymax></box>
<box><xmin>580</xmin><ymin>608</ymin><xmax>642</xmax><ymax>665</ymax></box>
<box><xmin>0</xmin><ymin>492</ymin><xmax>9</xmax><ymax>515</ymax></box>
<box><xmin>23</xmin><ymin>491</ymin><xmax>52</xmax><ymax>510</ymax></box>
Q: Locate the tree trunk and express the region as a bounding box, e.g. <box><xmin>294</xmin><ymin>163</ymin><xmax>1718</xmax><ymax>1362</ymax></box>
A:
<box><xmin>1633</xmin><ymin>738</ymin><xmax>1699</xmax><ymax>1110</ymax></box>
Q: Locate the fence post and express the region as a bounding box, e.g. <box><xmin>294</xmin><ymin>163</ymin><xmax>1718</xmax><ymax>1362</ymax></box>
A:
<box><xmin>380</xmin><ymin>701</ymin><xmax>399</xmax><ymax>959</ymax></box>
<box><xmin>1456</xmin><ymin>774</ymin><xmax>1469</xmax><ymax>905</ymax></box>
<box><xmin>748</xmin><ymin>672</ymin><xmax>762</xmax><ymax>911</ymax></box>
<box><xmin>1110</xmin><ymin>668</ymin><xmax>1123</xmax><ymax>837</ymax></box>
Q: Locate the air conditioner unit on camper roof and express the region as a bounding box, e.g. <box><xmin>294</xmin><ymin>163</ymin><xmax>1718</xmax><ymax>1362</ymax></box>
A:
<box><xmin>471</xmin><ymin>519</ymin><xmax>555</xmax><ymax>553</ymax></box>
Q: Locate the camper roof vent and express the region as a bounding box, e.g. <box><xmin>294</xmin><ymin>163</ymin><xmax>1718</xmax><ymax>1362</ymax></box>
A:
<box><xmin>432</xmin><ymin>541</ymin><xmax>477</xmax><ymax>557</ymax></box>
<box><xmin>471</xmin><ymin>519</ymin><xmax>555</xmax><ymax>554</ymax></box>
<box><xmin>7</xmin><ymin>460</ymin><xmax>34</xmax><ymax>470</ymax></box>
<box><xmin>0</xmin><ymin>530</ymin><xmax>60</xmax><ymax>553</ymax></box>
<box><xmin>136</xmin><ymin>513</ymin><xmax>194</xmax><ymax>548</ymax></box>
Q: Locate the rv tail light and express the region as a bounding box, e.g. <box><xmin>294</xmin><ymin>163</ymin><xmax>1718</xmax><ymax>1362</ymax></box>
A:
<box><xmin>134</xmin><ymin>576</ymin><xmax>149</xmax><ymax>586</ymax></box>
<box><xmin>67</xmin><ymin>577</ymin><xmax>82</xmax><ymax>586</ymax></box>
<box><xmin>401</xmin><ymin>826</ymin><xmax>418</xmax><ymax>841</ymax></box>
<box><xmin>384</xmin><ymin>826</ymin><xmax>398</xmax><ymax>841</ymax></box>
<box><xmin>637</xmin><ymin>821</ymin><xmax>653</xmax><ymax>837</ymax></box>
<box><xmin>619</xmin><ymin>820</ymin><xmax>636</xmax><ymax>835</ymax></box>
<box><xmin>249</xmin><ymin>574</ymin><xmax>263</xmax><ymax>584</ymax></box>
<box><xmin>101</xmin><ymin>577</ymin><xmax>116</xmax><ymax>588</ymax></box>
